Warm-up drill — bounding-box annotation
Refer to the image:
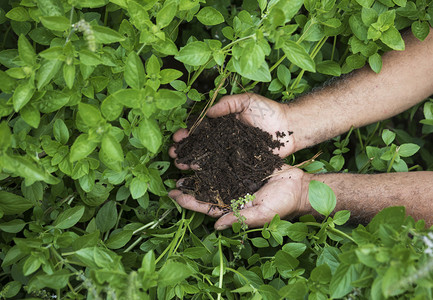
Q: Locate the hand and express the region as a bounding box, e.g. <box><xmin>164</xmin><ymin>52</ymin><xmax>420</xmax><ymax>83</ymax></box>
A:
<box><xmin>168</xmin><ymin>93</ymin><xmax>296</xmax><ymax>170</ymax></box>
<box><xmin>168</xmin><ymin>166</ymin><xmax>312</xmax><ymax>230</ymax></box>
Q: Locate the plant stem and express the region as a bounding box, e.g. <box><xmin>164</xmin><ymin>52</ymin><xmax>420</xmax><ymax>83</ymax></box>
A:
<box><xmin>217</xmin><ymin>236</ymin><xmax>224</xmax><ymax>300</ymax></box>
<box><xmin>304</xmin><ymin>222</ymin><xmax>356</xmax><ymax>243</ymax></box>
<box><xmin>387</xmin><ymin>147</ymin><xmax>399</xmax><ymax>173</ymax></box>
<box><xmin>331</xmin><ymin>36</ymin><xmax>337</xmax><ymax>61</ymax></box>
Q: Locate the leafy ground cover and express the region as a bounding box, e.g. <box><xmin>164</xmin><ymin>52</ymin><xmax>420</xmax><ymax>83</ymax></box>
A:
<box><xmin>1</xmin><ymin>0</ymin><xmax>433</xmax><ymax>299</ymax></box>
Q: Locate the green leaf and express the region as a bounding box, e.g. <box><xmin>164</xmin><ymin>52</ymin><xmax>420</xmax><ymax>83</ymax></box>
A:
<box><xmin>282</xmin><ymin>40</ymin><xmax>315</xmax><ymax>72</ymax></box>
<box><xmin>380</xmin><ymin>27</ymin><xmax>405</xmax><ymax>51</ymax></box>
<box><xmin>277</xmin><ymin>65</ymin><xmax>291</xmax><ymax>87</ymax></box>
<box><xmin>156</xmin><ymin>2</ymin><xmax>177</xmax><ymax>28</ymax></box>
<box><xmin>160</xmin><ymin>69</ymin><xmax>183</xmax><ymax>84</ymax></box>
<box><xmin>18</xmin><ymin>35</ymin><xmax>36</xmax><ymax>66</ymax></box>
<box><xmin>411</xmin><ymin>21</ymin><xmax>429</xmax><ymax>41</ymax></box>
<box><xmin>23</xmin><ymin>255</ymin><xmax>42</xmax><ymax>276</ymax></box>
<box><xmin>368</xmin><ymin>53</ymin><xmax>382</xmax><ymax>73</ymax></box>
<box><xmin>0</xmin><ymin>70</ymin><xmax>16</xmax><ymax>93</ymax></box>
<box><xmin>29</xmin><ymin>269</ymin><xmax>71</xmax><ymax>290</ymax></box>
<box><xmin>281</xmin><ymin>243</ymin><xmax>306</xmax><ymax>258</ymax></box>
<box><xmin>0</xmin><ymin>219</ymin><xmax>26</xmax><ymax>233</ymax></box>
<box><xmin>0</xmin><ymin>191</ymin><xmax>33</xmax><ymax>215</ymax></box>
<box><xmin>333</xmin><ymin>210</ymin><xmax>350</xmax><ymax>225</ymax></box>
<box><xmin>101</xmin><ymin>94</ymin><xmax>124</xmax><ymax>121</ymax></box>
<box><xmin>70</xmin><ymin>134</ymin><xmax>98</xmax><ymax>162</ymax></box>
<box><xmin>330</xmin><ymin>264</ymin><xmax>359</xmax><ymax>298</ymax></box>
<box><xmin>40</xmin><ymin>16</ymin><xmax>70</xmax><ymax>31</ymax></box>
<box><xmin>308</xmin><ymin>180</ymin><xmax>336</xmax><ymax>217</ymax></box>
<box><xmin>36</xmin><ymin>59</ymin><xmax>63</xmax><ymax>89</ymax></box>
<box><xmin>361</xmin><ymin>7</ymin><xmax>378</xmax><ymax>26</ymax></box>
<box><xmin>233</xmin><ymin>60</ymin><xmax>272</xmax><ymax>82</ymax></box>
<box><xmin>0</xmin><ymin>121</ymin><xmax>12</xmax><ymax>151</ymax></box>
<box><xmin>130</xmin><ymin>176</ymin><xmax>148</xmax><ymax>199</ymax></box>
<box><xmin>53</xmin><ymin>119</ymin><xmax>69</xmax><ymax>144</ymax></box>
<box><xmin>78</xmin><ymin>102</ymin><xmax>103</xmax><ymax>128</ymax></box>
<box><xmin>251</xmin><ymin>237</ymin><xmax>269</xmax><ymax>248</ymax></box>
<box><xmin>398</xmin><ymin>143</ymin><xmax>420</xmax><ymax>157</ymax></box>
<box><xmin>106</xmin><ymin>230</ymin><xmax>133</xmax><ymax>249</ymax></box>
<box><xmin>20</xmin><ymin>104</ymin><xmax>40</xmax><ymax>128</ymax></box>
<box><xmin>156</xmin><ymin>89</ymin><xmax>187</xmax><ymax>110</ymax></box>
<box><xmin>183</xmin><ymin>247</ymin><xmax>209</xmax><ymax>259</ymax></box>
<box><xmin>92</xmin><ymin>25</ymin><xmax>125</xmax><ymax>43</ymax></box>
<box><xmin>6</xmin><ymin>7</ymin><xmax>30</xmax><ymax>21</ymax></box>
<box><xmin>196</xmin><ymin>7</ymin><xmax>224</xmax><ymax>26</ymax></box>
<box><xmin>286</xmin><ymin>222</ymin><xmax>308</xmax><ymax>242</ymax></box>
<box><xmin>96</xmin><ymin>201</ymin><xmax>117</xmax><ymax>232</ymax></box>
<box><xmin>272</xmin><ymin>0</ymin><xmax>303</xmax><ymax>22</ymax></box>
<box><xmin>101</xmin><ymin>134</ymin><xmax>124</xmax><ymax>162</ymax></box>
<box><xmin>135</xmin><ymin>118</ymin><xmax>162</xmax><ymax>153</ymax></box>
<box><xmin>274</xmin><ymin>250</ymin><xmax>299</xmax><ymax>274</ymax></box>
<box><xmin>63</xmin><ymin>63</ymin><xmax>75</xmax><ymax>89</ymax></box>
<box><xmin>381</xmin><ymin>129</ymin><xmax>395</xmax><ymax>146</ymax></box>
<box><xmin>53</xmin><ymin>206</ymin><xmax>85</xmax><ymax>229</ymax></box>
<box><xmin>158</xmin><ymin>261</ymin><xmax>194</xmax><ymax>287</ymax></box>
<box><xmin>125</xmin><ymin>51</ymin><xmax>146</xmax><ymax>89</ymax></box>
<box><xmin>175</xmin><ymin>41</ymin><xmax>212</xmax><ymax>66</ymax></box>
<box><xmin>316</xmin><ymin>60</ymin><xmax>341</xmax><ymax>76</ymax></box>
<box><xmin>13</xmin><ymin>80</ymin><xmax>34</xmax><ymax>112</ymax></box>
<box><xmin>239</xmin><ymin>41</ymin><xmax>265</xmax><ymax>74</ymax></box>
<box><xmin>355</xmin><ymin>0</ymin><xmax>374</xmax><ymax>8</ymax></box>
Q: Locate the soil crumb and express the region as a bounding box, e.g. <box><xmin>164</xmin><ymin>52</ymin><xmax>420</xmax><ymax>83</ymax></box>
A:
<box><xmin>175</xmin><ymin>114</ymin><xmax>285</xmax><ymax>209</ymax></box>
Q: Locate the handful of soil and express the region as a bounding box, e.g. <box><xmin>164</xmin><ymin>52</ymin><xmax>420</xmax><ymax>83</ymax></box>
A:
<box><xmin>175</xmin><ymin>114</ymin><xmax>285</xmax><ymax>209</ymax></box>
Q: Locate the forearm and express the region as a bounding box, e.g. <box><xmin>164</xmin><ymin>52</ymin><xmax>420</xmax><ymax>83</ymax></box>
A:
<box><xmin>288</xmin><ymin>30</ymin><xmax>433</xmax><ymax>152</ymax></box>
<box><xmin>301</xmin><ymin>171</ymin><xmax>433</xmax><ymax>226</ymax></box>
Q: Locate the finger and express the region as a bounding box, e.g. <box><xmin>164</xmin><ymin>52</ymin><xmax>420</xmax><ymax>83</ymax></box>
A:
<box><xmin>173</xmin><ymin>128</ymin><xmax>189</xmax><ymax>142</ymax></box>
<box><xmin>168</xmin><ymin>190</ymin><xmax>225</xmax><ymax>218</ymax></box>
<box><xmin>174</xmin><ymin>159</ymin><xmax>191</xmax><ymax>170</ymax></box>
<box><xmin>214</xmin><ymin>205</ymin><xmax>274</xmax><ymax>230</ymax></box>
<box><xmin>168</xmin><ymin>146</ymin><xmax>177</xmax><ymax>158</ymax></box>
<box><xmin>207</xmin><ymin>93</ymin><xmax>252</xmax><ymax>118</ymax></box>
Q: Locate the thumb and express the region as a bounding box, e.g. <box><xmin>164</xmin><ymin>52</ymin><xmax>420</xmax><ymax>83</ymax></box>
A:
<box><xmin>207</xmin><ymin>93</ymin><xmax>252</xmax><ymax>118</ymax></box>
<box><xmin>214</xmin><ymin>205</ymin><xmax>274</xmax><ymax>230</ymax></box>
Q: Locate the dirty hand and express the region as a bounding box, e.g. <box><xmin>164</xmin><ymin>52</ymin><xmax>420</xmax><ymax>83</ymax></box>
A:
<box><xmin>168</xmin><ymin>93</ymin><xmax>296</xmax><ymax>170</ymax></box>
<box><xmin>168</xmin><ymin>166</ymin><xmax>311</xmax><ymax>230</ymax></box>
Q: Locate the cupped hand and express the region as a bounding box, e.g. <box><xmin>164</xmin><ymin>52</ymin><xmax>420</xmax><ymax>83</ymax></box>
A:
<box><xmin>168</xmin><ymin>166</ymin><xmax>312</xmax><ymax>230</ymax></box>
<box><xmin>168</xmin><ymin>93</ymin><xmax>296</xmax><ymax>170</ymax></box>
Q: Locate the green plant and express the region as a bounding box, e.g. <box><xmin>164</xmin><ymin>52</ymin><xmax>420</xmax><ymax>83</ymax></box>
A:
<box><xmin>0</xmin><ymin>0</ymin><xmax>433</xmax><ymax>299</ymax></box>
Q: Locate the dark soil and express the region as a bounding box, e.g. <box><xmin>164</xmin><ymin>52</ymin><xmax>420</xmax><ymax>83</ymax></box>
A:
<box><xmin>175</xmin><ymin>114</ymin><xmax>286</xmax><ymax>210</ymax></box>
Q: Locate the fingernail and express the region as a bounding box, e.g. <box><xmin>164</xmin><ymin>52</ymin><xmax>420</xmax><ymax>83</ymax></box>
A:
<box><xmin>216</xmin><ymin>225</ymin><xmax>230</xmax><ymax>231</ymax></box>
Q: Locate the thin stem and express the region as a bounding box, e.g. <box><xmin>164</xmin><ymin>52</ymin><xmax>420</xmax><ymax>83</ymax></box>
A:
<box><xmin>331</xmin><ymin>36</ymin><xmax>337</xmax><ymax>61</ymax></box>
<box><xmin>303</xmin><ymin>222</ymin><xmax>356</xmax><ymax>243</ymax></box>
<box><xmin>136</xmin><ymin>44</ymin><xmax>146</xmax><ymax>55</ymax></box>
<box><xmin>217</xmin><ymin>236</ymin><xmax>224</xmax><ymax>300</ymax></box>
<box><xmin>356</xmin><ymin>128</ymin><xmax>364</xmax><ymax>151</ymax></box>
<box><xmin>387</xmin><ymin>148</ymin><xmax>399</xmax><ymax>173</ymax></box>
<box><xmin>221</xmin><ymin>34</ymin><xmax>256</xmax><ymax>52</ymax></box>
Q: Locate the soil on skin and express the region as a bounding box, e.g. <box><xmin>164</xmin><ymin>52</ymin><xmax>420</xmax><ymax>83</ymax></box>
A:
<box><xmin>175</xmin><ymin>114</ymin><xmax>288</xmax><ymax>210</ymax></box>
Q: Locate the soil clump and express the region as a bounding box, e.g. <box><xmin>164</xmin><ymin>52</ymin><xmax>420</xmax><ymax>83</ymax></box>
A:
<box><xmin>175</xmin><ymin>114</ymin><xmax>286</xmax><ymax>209</ymax></box>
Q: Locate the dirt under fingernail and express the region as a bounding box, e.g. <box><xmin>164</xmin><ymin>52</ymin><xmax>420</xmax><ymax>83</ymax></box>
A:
<box><xmin>174</xmin><ymin>114</ymin><xmax>285</xmax><ymax>209</ymax></box>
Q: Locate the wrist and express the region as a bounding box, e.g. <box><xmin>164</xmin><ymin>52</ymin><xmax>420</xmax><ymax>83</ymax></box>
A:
<box><xmin>298</xmin><ymin>171</ymin><xmax>314</xmax><ymax>216</ymax></box>
<box><xmin>283</xmin><ymin>102</ymin><xmax>307</xmax><ymax>154</ymax></box>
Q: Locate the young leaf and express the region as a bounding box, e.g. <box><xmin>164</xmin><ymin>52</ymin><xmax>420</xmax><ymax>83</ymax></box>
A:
<box><xmin>316</xmin><ymin>60</ymin><xmax>341</xmax><ymax>76</ymax></box>
<box><xmin>6</xmin><ymin>7</ymin><xmax>30</xmax><ymax>22</ymax></box>
<box><xmin>411</xmin><ymin>21</ymin><xmax>430</xmax><ymax>41</ymax></box>
<box><xmin>381</xmin><ymin>129</ymin><xmax>395</xmax><ymax>146</ymax></box>
<box><xmin>106</xmin><ymin>230</ymin><xmax>133</xmax><ymax>249</ymax></box>
<box><xmin>78</xmin><ymin>102</ymin><xmax>103</xmax><ymax>128</ymax></box>
<box><xmin>125</xmin><ymin>52</ymin><xmax>146</xmax><ymax>89</ymax></box>
<box><xmin>156</xmin><ymin>89</ymin><xmax>186</xmax><ymax>110</ymax></box>
<box><xmin>196</xmin><ymin>7</ymin><xmax>224</xmax><ymax>26</ymax></box>
<box><xmin>13</xmin><ymin>80</ymin><xmax>34</xmax><ymax>112</ymax></box>
<box><xmin>158</xmin><ymin>261</ymin><xmax>194</xmax><ymax>287</ymax></box>
<box><xmin>101</xmin><ymin>134</ymin><xmax>124</xmax><ymax>162</ymax></box>
<box><xmin>333</xmin><ymin>210</ymin><xmax>351</xmax><ymax>225</ymax></box>
<box><xmin>277</xmin><ymin>65</ymin><xmax>291</xmax><ymax>87</ymax></box>
<box><xmin>40</xmin><ymin>16</ymin><xmax>70</xmax><ymax>31</ymax></box>
<box><xmin>368</xmin><ymin>53</ymin><xmax>382</xmax><ymax>73</ymax></box>
<box><xmin>92</xmin><ymin>25</ymin><xmax>125</xmax><ymax>43</ymax></box>
<box><xmin>398</xmin><ymin>143</ymin><xmax>420</xmax><ymax>157</ymax></box>
<box><xmin>18</xmin><ymin>35</ymin><xmax>36</xmax><ymax>66</ymax></box>
<box><xmin>20</xmin><ymin>104</ymin><xmax>40</xmax><ymax>128</ymax></box>
<box><xmin>175</xmin><ymin>41</ymin><xmax>212</xmax><ymax>66</ymax></box>
<box><xmin>282</xmin><ymin>40</ymin><xmax>315</xmax><ymax>72</ymax></box>
<box><xmin>36</xmin><ymin>59</ymin><xmax>63</xmax><ymax>89</ymax></box>
<box><xmin>156</xmin><ymin>3</ymin><xmax>177</xmax><ymax>28</ymax></box>
<box><xmin>53</xmin><ymin>206</ymin><xmax>85</xmax><ymax>229</ymax></box>
<box><xmin>0</xmin><ymin>121</ymin><xmax>12</xmax><ymax>151</ymax></box>
<box><xmin>63</xmin><ymin>63</ymin><xmax>75</xmax><ymax>89</ymax></box>
<box><xmin>130</xmin><ymin>176</ymin><xmax>148</xmax><ymax>199</ymax></box>
<box><xmin>136</xmin><ymin>118</ymin><xmax>162</xmax><ymax>153</ymax></box>
<box><xmin>308</xmin><ymin>180</ymin><xmax>336</xmax><ymax>217</ymax></box>
<box><xmin>380</xmin><ymin>27</ymin><xmax>405</xmax><ymax>51</ymax></box>
<box><xmin>53</xmin><ymin>119</ymin><xmax>69</xmax><ymax>144</ymax></box>
<box><xmin>70</xmin><ymin>134</ymin><xmax>98</xmax><ymax>162</ymax></box>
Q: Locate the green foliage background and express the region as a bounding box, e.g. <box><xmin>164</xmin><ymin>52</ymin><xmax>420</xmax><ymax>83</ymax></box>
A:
<box><xmin>1</xmin><ymin>0</ymin><xmax>433</xmax><ymax>299</ymax></box>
